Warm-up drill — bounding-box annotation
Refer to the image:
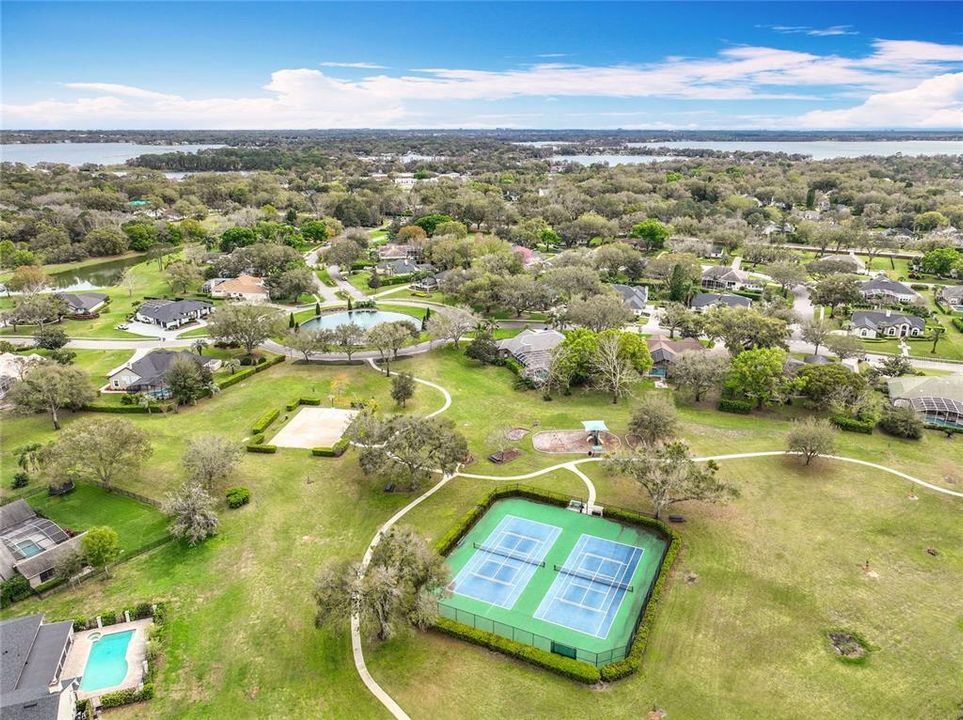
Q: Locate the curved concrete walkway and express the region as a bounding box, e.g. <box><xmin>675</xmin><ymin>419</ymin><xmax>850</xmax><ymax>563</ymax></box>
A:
<box><xmin>352</xmin><ymin>438</ymin><xmax>961</xmax><ymax>719</ymax></box>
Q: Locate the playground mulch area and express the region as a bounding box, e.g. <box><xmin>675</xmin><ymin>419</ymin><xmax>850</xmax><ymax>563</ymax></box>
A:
<box><xmin>488</xmin><ymin>449</ymin><xmax>522</xmax><ymax>464</ymax></box>
<box><xmin>532</xmin><ymin>430</ymin><xmax>621</xmax><ymax>454</ymax></box>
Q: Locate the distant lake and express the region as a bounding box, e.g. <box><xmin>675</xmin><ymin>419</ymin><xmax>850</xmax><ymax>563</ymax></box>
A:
<box><xmin>48</xmin><ymin>255</ymin><xmax>147</xmax><ymax>291</ymax></box>
<box><xmin>625</xmin><ymin>140</ymin><xmax>963</xmax><ymax>159</ymax></box>
<box><xmin>0</xmin><ymin>142</ymin><xmax>224</xmax><ymax>167</ymax></box>
<box><xmin>552</xmin><ymin>154</ymin><xmax>684</xmax><ymax>166</ymax></box>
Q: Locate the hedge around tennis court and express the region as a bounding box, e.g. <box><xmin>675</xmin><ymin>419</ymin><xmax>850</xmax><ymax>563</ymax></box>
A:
<box><xmin>431</xmin><ymin>483</ymin><xmax>679</xmax><ymax>682</ymax></box>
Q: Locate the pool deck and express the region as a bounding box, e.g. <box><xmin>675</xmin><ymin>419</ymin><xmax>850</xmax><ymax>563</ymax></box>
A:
<box><xmin>63</xmin><ymin>618</ymin><xmax>153</xmax><ymax>700</ymax></box>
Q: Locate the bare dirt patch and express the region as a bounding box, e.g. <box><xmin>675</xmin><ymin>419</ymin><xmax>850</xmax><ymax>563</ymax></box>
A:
<box><xmin>827</xmin><ymin>631</ymin><xmax>869</xmax><ymax>662</ymax></box>
<box><xmin>488</xmin><ymin>448</ymin><xmax>522</xmax><ymax>464</ymax></box>
<box><xmin>532</xmin><ymin>430</ymin><xmax>621</xmax><ymax>454</ymax></box>
<box><xmin>505</xmin><ymin>427</ymin><xmax>529</xmax><ymax>441</ymax></box>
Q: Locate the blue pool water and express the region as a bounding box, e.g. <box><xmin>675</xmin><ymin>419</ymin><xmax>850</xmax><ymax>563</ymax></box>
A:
<box><xmin>81</xmin><ymin>630</ymin><xmax>133</xmax><ymax>691</ymax></box>
<box><xmin>299</xmin><ymin>309</ymin><xmax>415</xmax><ymax>332</ymax></box>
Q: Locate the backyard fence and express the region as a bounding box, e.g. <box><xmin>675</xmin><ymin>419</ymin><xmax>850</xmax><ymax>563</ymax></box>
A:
<box><xmin>87</xmin><ymin>481</ymin><xmax>163</xmax><ymax>509</ymax></box>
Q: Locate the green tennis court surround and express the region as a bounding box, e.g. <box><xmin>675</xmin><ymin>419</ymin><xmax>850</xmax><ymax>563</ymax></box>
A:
<box><xmin>439</xmin><ymin>498</ymin><xmax>669</xmax><ymax>668</ymax></box>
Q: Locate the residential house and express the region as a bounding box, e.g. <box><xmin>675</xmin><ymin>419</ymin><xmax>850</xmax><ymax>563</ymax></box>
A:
<box><xmin>375</xmin><ymin>258</ymin><xmax>433</xmax><ymax>277</ymax></box>
<box><xmin>0</xmin><ymin>614</ymin><xmax>79</xmax><ymax>720</ymax></box>
<box><xmin>53</xmin><ymin>292</ymin><xmax>108</xmax><ymax>317</ymax></box>
<box><xmin>377</xmin><ymin>244</ymin><xmax>415</xmax><ymax>261</ymax></box>
<box><xmin>646</xmin><ymin>336</ymin><xmax>704</xmax><ymax>376</ymax></box>
<box><xmin>849</xmin><ymin>310</ymin><xmax>925</xmax><ymax>339</ymax></box>
<box><xmin>937</xmin><ymin>285</ymin><xmax>963</xmax><ymax>312</ymax></box>
<box><xmin>611</xmin><ymin>284</ymin><xmax>649</xmax><ymax>316</ymax></box>
<box><xmin>107</xmin><ymin>350</ymin><xmax>220</xmax><ymax>397</ymax></box>
<box><xmin>134</xmin><ymin>299</ymin><xmax>212</xmax><ymax>329</ymax></box>
<box><xmin>210</xmin><ymin>274</ymin><xmax>270</xmax><ymax>303</ymax></box>
<box><xmin>859</xmin><ymin>276</ymin><xmax>920</xmax><ymax>305</ymax></box>
<box><xmin>496</xmin><ymin>328</ymin><xmax>565</xmax><ymax>382</ymax></box>
<box><xmin>700</xmin><ymin>266</ymin><xmax>763</xmax><ymax>292</ymax></box>
<box><xmin>888</xmin><ymin>375</ymin><xmax>963</xmax><ymax>430</ymax></box>
<box><xmin>0</xmin><ymin>500</ymin><xmax>85</xmax><ymax>589</ymax></box>
<box><xmin>690</xmin><ymin>293</ymin><xmax>752</xmax><ymax>313</ymax></box>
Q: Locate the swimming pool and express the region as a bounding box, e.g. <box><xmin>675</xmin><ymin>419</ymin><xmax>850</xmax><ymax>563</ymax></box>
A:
<box><xmin>80</xmin><ymin>630</ymin><xmax>133</xmax><ymax>691</ymax></box>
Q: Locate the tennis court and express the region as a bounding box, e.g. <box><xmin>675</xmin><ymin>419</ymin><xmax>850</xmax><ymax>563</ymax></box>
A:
<box><xmin>534</xmin><ymin>535</ymin><xmax>643</xmax><ymax>638</ymax></box>
<box><xmin>440</xmin><ymin>498</ymin><xmax>669</xmax><ymax>667</ymax></box>
<box><xmin>450</xmin><ymin>515</ymin><xmax>560</xmax><ymax>608</ymax></box>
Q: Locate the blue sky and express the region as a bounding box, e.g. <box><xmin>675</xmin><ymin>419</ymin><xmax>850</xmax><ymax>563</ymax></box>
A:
<box><xmin>2</xmin><ymin>2</ymin><xmax>962</xmax><ymax>129</ymax></box>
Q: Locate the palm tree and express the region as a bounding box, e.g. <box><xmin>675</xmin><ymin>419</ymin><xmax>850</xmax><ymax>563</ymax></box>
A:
<box><xmin>192</xmin><ymin>339</ymin><xmax>209</xmax><ymax>356</ymax></box>
<box><xmin>15</xmin><ymin>443</ymin><xmax>43</xmax><ymax>476</ymax></box>
<box><xmin>223</xmin><ymin>359</ymin><xmax>241</xmax><ymax>375</ymax></box>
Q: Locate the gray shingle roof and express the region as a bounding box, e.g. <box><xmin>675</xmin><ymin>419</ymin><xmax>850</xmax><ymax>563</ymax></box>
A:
<box><xmin>14</xmin><ymin>535</ymin><xmax>84</xmax><ymax>581</ymax></box>
<box><xmin>939</xmin><ymin>285</ymin><xmax>963</xmax><ymax>302</ymax></box>
<box><xmin>851</xmin><ymin>311</ymin><xmax>925</xmax><ymax>331</ymax></box>
<box><xmin>0</xmin><ymin>501</ymin><xmax>37</xmax><ymax>533</ymax></box>
<box><xmin>691</xmin><ymin>293</ymin><xmax>752</xmax><ymax>310</ymax></box>
<box><xmin>859</xmin><ymin>277</ymin><xmax>917</xmax><ymax>297</ymax></box>
<box><xmin>137</xmin><ymin>299</ymin><xmax>212</xmax><ymax>323</ymax></box>
<box><xmin>0</xmin><ymin>614</ymin><xmax>73</xmax><ymax>720</ymax></box>
<box><xmin>611</xmin><ymin>284</ymin><xmax>648</xmax><ymax>311</ymax></box>
<box><xmin>702</xmin><ymin>266</ymin><xmax>747</xmax><ymax>282</ymax></box>
<box><xmin>122</xmin><ymin>350</ymin><xmax>206</xmax><ymax>389</ymax></box>
<box><xmin>53</xmin><ymin>292</ymin><xmax>108</xmax><ymax>313</ymax></box>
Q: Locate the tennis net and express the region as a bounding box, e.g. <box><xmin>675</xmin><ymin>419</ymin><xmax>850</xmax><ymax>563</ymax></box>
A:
<box><xmin>473</xmin><ymin>542</ymin><xmax>546</xmax><ymax>567</ymax></box>
<box><xmin>553</xmin><ymin>564</ymin><xmax>634</xmax><ymax>592</ymax></box>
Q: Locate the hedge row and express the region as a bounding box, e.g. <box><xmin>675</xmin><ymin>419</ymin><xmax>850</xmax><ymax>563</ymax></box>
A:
<box><xmin>432</xmin><ymin>484</ymin><xmax>678</xmax><ymax>682</ymax></box>
<box><xmin>100</xmin><ymin>685</ymin><xmax>154</xmax><ymax>709</ymax></box>
<box><xmin>718</xmin><ymin>398</ymin><xmax>753</xmax><ymax>414</ymax></box>
<box><xmin>252</xmin><ymin>408</ymin><xmax>280</xmax><ymax>434</ymax></box>
<box><xmin>285</xmin><ymin>397</ymin><xmax>322</xmax><ymax>411</ymax></box>
<box><xmin>312</xmin><ymin>438</ymin><xmax>349</xmax><ymax>457</ymax></box>
<box><xmin>84</xmin><ymin>402</ymin><xmax>170</xmax><ymax>414</ymax></box>
<box><xmin>434</xmin><ymin>617</ymin><xmax>601</xmax><ymax>684</ymax></box>
<box><xmin>830</xmin><ymin>415</ymin><xmax>875</xmax><ymax>434</ymax></box>
<box><xmin>953</xmin><ymin>317</ymin><xmax>963</xmax><ymax>332</ymax></box>
<box><xmin>245</xmin><ymin>432</ymin><xmax>277</xmax><ymax>453</ymax></box>
<box><xmin>368</xmin><ymin>274</ymin><xmax>414</xmax><ymax>288</ymax></box>
<box><xmin>216</xmin><ymin>354</ymin><xmax>285</xmax><ymax>390</ymax></box>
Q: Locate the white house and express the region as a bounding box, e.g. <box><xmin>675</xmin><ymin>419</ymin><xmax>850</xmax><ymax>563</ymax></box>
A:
<box><xmin>937</xmin><ymin>285</ymin><xmax>963</xmax><ymax>312</ymax></box>
<box><xmin>701</xmin><ymin>266</ymin><xmax>763</xmax><ymax>292</ymax></box>
<box><xmin>134</xmin><ymin>299</ymin><xmax>213</xmax><ymax>329</ymax></box>
<box><xmin>690</xmin><ymin>293</ymin><xmax>752</xmax><ymax>313</ymax></box>
<box><xmin>53</xmin><ymin>292</ymin><xmax>108</xmax><ymax>316</ymax></box>
<box><xmin>859</xmin><ymin>276</ymin><xmax>920</xmax><ymax>305</ymax></box>
<box><xmin>849</xmin><ymin>310</ymin><xmax>925</xmax><ymax>339</ymax></box>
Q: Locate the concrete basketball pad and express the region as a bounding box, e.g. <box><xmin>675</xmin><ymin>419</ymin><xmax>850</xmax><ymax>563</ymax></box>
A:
<box><xmin>270</xmin><ymin>407</ymin><xmax>359</xmax><ymax>449</ymax></box>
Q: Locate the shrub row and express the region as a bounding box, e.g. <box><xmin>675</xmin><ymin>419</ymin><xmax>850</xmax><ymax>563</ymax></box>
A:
<box><xmin>368</xmin><ymin>274</ymin><xmax>412</xmax><ymax>288</ymax></box>
<box><xmin>84</xmin><ymin>402</ymin><xmax>169</xmax><ymax>414</ymax></box>
<box><xmin>718</xmin><ymin>398</ymin><xmax>753</xmax><ymax>414</ymax></box>
<box><xmin>226</xmin><ymin>486</ymin><xmax>251</xmax><ymax>508</ymax></box>
<box><xmin>216</xmin><ymin>354</ymin><xmax>285</xmax><ymax>391</ymax></box>
<box><xmin>100</xmin><ymin>684</ymin><xmax>155</xmax><ymax>709</ymax></box>
<box><xmin>252</xmin><ymin>408</ymin><xmax>280</xmax><ymax>434</ymax></box>
<box><xmin>246</xmin><ymin>443</ymin><xmax>277</xmax><ymax>454</ymax></box>
<box><xmin>434</xmin><ymin>617</ymin><xmax>601</xmax><ymax>684</ymax></box>
<box><xmin>312</xmin><ymin>438</ymin><xmax>349</xmax><ymax>457</ymax></box>
<box><xmin>600</xmin><ymin>534</ymin><xmax>680</xmax><ymax>681</ymax></box>
<box><xmin>830</xmin><ymin>415</ymin><xmax>875</xmax><ymax>434</ymax></box>
<box><xmin>503</xmin><ymin>357</ymin><xmax>524</xmax><ymax>376</ymax></box>
<box><xmin>953</xmin><ymin>318</ymin><xmax>963</xmax><ymax>332</ymax></box>
<box><xmin>286</xmin><ymin>397</ymin><xmax>322</xmax><ymax>411</ymax></box>
<box><xmin>72</xmin><ymin>601</ymin><xmax>162</xmax><ymax>631</ymax></box>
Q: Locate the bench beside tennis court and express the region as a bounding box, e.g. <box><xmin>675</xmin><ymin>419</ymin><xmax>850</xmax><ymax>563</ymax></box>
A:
<box><xmin>440</xmin><ymin>498</ymin><xmax>669</xmax><ymax>667</ymax></box>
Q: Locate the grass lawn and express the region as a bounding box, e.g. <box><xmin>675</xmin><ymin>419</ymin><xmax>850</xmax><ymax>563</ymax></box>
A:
<box><xmin>347</xmin><ymin>271</ymin><xmax>383</xmax><ymax>296</ymax></box>
<box><xmin>1</xmin><ymin>251</ymin><xmax>212</xmax><ymax>340</ymax></box>
<box><xmin>27</xmin><ymin>483</ymin><xmax>169</xmax><ymax>555</ymax></box>
<box><xmin>1</xmin><ymin>348</ymin><xmax>960</xmax><ymax>719</ymax></box>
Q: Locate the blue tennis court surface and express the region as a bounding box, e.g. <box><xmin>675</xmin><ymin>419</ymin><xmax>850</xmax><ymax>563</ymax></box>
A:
<box><xmin>451</xmin><ymin>515</ymin><xmax>561</xmax><ymax>609</ymax></box>
<box><xmin>534</xmin><ymin>534</ymin><xmax>643</xmax><ymax>638</ymax></box>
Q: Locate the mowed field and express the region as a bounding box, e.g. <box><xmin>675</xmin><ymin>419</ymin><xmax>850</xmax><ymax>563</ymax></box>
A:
<box><xmin>1</xmin><ymin>349</ymin><xmax>961</xmax><ymax>719</ymax></box>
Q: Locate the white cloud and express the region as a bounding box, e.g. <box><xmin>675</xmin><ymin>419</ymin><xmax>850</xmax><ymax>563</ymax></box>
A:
<box><xmin>794</xmin><ymin>72</ymin><xmax>963</xmax><ymax>128</ymax></box>
<box><xmin>765</xmin><ymin>24</ymin><xmax>858</xmax><ymax>37</ymax></box>
<box><xmin>3</xmin><ymin>39</ymin><xmax>962</xmax><ymax>128</ymax></box>
<box><xmin>319</xmin><ymin>61</ymin><xmax>388</xmax><ymax>69</ymax></box>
